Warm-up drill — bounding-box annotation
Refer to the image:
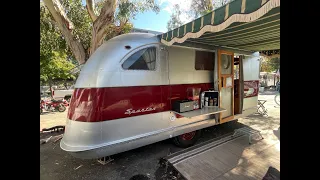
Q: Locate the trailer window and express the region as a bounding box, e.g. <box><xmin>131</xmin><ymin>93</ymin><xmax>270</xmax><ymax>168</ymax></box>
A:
<box><xmin>195</xmin><ymin>51</ymin><xmax>215</xmax><ymax>70</ymax></box>
<box><xmin>122</xmin><ymin>47</ymin><xmax>156</xmax><ymax>70</ymax></box>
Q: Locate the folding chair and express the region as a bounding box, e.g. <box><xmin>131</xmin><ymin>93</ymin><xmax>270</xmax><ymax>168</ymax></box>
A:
<box><xmin>257</xmin><ymin>100</ymin><xmax>268</xmax><ymax>116</ymax></box>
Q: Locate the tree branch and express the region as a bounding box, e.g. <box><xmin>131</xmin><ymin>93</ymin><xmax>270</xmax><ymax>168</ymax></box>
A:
<box><xmin>49</xmin><ymin>19</ymin><xmax>58</xmax><ymax>28</ymax></box>
<box><xmin>43</xmin><ymin>0</ymin><xmax>86</xmax><ymax>64</ymax></box>
<box><xmin>117</xmin><ymin>19</ymin><xmax>128</xmax><ymax>33</ymax></box>
<box><xmin>86</xmin><ymin>0</ymin><xmax>98</xmax><ymax>21</ymax></box>
<box><xmin>51</xmin><ymin>0</ymin><xmax>74</xmax><ymax>30</ymax></box>
<box><xmin>95</xmin><ymin>0</ymin><xmax>117</xmax><ymax>32</ymax></box>
<box><xmin>90</xmin><ymin>0</ymin><xmax>118</xmax><ymax>55</ymax></box>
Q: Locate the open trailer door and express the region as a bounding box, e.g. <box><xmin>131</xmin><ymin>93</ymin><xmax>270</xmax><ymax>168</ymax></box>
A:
<box><xmin>218</xmin><ymin>50</ymin><xmax>234</xmax><ymax>123</ymax></box>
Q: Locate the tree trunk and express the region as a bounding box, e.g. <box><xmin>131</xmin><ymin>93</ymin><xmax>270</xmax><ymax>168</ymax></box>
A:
<box><xmin>89</xmin><ymin>0</ymin><xmax>117</xmax><ymax>56</ymax></box>
<box><xmin>43</xmin><ymin>0</ymin><xmax>118</xmax><ymax>62</ymax></box>
<box><xmin>49</xmin><ymin>82</ymin><xmax>54</xmax><ymax>99</ymax></box>
<box><xmin>63</xmin><ymin>83</ymin><xmax>68</xmax><ymax>90</ymax></box>
<box><xmin>43</xmin><ymin>0</ymin><xmax>87</xmax><ymax>64</ymax></box>
<box><xmin>86</xmin><ymin>0</ymin><xmax>97</xmax><ymax>21</ymax></box>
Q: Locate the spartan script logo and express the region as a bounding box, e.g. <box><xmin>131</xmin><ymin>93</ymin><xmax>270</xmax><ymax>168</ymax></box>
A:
<box><xmin>124</xmin><ymin>107</ymin><xmax>156</xmax><ymax>115</ymax></box>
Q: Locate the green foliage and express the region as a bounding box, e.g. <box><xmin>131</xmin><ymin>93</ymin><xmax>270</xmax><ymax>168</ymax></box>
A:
<box><xmin>190</xmin><ymin>0</ymin><xmax>232</xmax><ymax>18</ymax></box>
<box><xmin>60</xmin><ymin>0</ymin><xmax>92</xmax><ymax>51</ymax></box>
<box><xmin>94</xmin><ymin>0</ymin><xmax>159</xmax><ymax>40</ymax></box>
<box><xmin>40</xmin><ymin>3</ymin><xmax>76</xmax><ymax>85</ymax></box>
<box><xmin>40</xmin><ymin>0</ymin><xmax>159</xmax><ymax>85</ymax></box>
<box><xmin>167</xmin><ymin>4</ymin><xmax>183</xmax><ymax>31</ymax></box>
<box><xmin>40</xmin><ymin>3</ymin><xmax>67</xmax><ymax>64</ymax></box>
<box><xmin>166</xmin><ymin>0</ymin><xmax>232</xmax><ymax>31</ymax></box>
<box><xmin>40</xmin><ymin>51</ymin><xmax>76</xmax><ymax>84</ymax></box>
<box><xmin>189</xmin><ymin>0</ymin><xmax>214</xmax><ymax>19</ymax></box>
<box><xmin>260</xmin><ymin>57</ymin><xmax>280</xmax><ymax>72</ymax></box>
<box><xmin>60</xmin><ymin>0</ymin><xmax>159</xmax><ymax>47</ymax></box>
<box><xmin>199</xmin><ymin>9</ymin><xmax>212</xmax><ymax>16</ymax></box>
<box><xmin>104</xmin><ymin>23</ymin><xmax>134</xmax><ymax>41</ymax></box>
<box><xmin>42</xmin><ymin>0</ymin><xmax>159</xmax><ymax>61</ymax></box>
<box><xmin>117</xmin><ymin>0</ymin><xmax>160</xmax><ymax>22</ymax></box>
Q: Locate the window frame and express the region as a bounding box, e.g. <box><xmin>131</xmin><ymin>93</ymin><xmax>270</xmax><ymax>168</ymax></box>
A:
<box><xmin>121</xmin><ymin>45</ymin><xmax>158</xmax><ymax>71</ymax></box>
<box><xmin>194</xmin><ymin>50</ymin><xmax>215</xmax><ymax>71</ymax></box>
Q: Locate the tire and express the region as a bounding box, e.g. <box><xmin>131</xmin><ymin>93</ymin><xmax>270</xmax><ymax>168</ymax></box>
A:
<box><xmin>173</xmin><ymin>130</ymin><xmax>201</xmax><ymax>148</ymax></box>
<box><xmin>57</xmin><ymin>105</ymin><xmax>66</xmax><ymax>112</ymax></box>
<box><xmin>274</xmin><ymin>93</ymin><xmax>280</xmax><ymax>106</ymax></box>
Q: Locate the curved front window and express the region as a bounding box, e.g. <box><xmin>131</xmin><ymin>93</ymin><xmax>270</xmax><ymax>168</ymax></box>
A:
<box><xmin>122</xmin><ymin>47</ymin><xmax>156</xmax><ymax>70</ymax></box>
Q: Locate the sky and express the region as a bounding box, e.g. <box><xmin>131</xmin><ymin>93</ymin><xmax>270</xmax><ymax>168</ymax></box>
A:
<box><xmin>81</xmin><ymin>0</ymin><xmax>194</xmax><ymax>33</ymax></box>
<box><xmin>131</xmin><ymin>0</ymin><xmax>194</xmax><ymax>33</ymax></box>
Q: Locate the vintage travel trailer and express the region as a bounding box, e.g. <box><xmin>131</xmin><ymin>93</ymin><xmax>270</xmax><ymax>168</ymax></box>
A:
<box><xmin>60</xmin><ymin>0</ymin><xmax>279</xmax><ymax>159</ymax></box>
<box><xmin>60</xmin><ymin>33</ymin><xmax>260</xmax><ymax>159</ymax></box>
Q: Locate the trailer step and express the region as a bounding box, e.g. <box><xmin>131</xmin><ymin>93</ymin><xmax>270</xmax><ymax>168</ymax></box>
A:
<box><xmin>232</xmin><ymin>127</ymin><xmax>264</xmax><ymax>144</ymax></box>
<box><xmin>167</xmin><ymin>133</ymin><xmax>244</xmax><ymax>165</ymax></box>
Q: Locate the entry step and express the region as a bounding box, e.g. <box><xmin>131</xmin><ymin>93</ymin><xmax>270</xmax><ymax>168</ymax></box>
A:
<box><xmin>232</xmin><ymin>127</ymin><xmax>264</xmax><ymax>144</ymax></box>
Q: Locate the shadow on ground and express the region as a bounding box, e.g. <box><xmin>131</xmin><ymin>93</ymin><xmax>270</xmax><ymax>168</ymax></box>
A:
<box><xmin>40</xmin><ymin>119</ymin><xmax>279</xmax><ymax>180</ymax></box>
<box><xmin>273</xmin><ymin>127</ymin><xmax>280</xmax><ymax>141</ymax></box>
<box><xmin>155</xmin><ymin>124</ymin><xmax>279</xmax><ymax>180</ymax></box>
<box><xmin>239</xmin><ymin>113</ymin><xmax>280</xmax><ymax>133</ymax></box>
<box><xmin>40</xmin><ymin>121</ymin><xmax>248</xmax><ymax>180</ymax></box>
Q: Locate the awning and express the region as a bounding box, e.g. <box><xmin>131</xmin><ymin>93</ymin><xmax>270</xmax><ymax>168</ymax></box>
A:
<box><xmin>159</xmin><ymin>0</ymin><xmax>280</xmax><ymax>52</ymax></box>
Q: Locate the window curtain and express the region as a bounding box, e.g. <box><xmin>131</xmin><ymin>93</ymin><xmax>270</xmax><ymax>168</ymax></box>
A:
<box><xmin>239</xmin><ymin>55</ymin><xmax>244</xmax><ymax>112</ymax></box>
<box><xmin>142</xmin><ymin>48</ymin><xmax>156</xmax><ymax>70</ymax></box>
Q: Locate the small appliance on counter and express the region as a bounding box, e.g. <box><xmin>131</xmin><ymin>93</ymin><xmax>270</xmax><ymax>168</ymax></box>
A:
<box><xmin>173</xmin><ymin>100</ymin><xmax>194</xmax><ymax>113</ymax></box>
<box><xmin>200</xmin><ymin>90</ymin><xmax>219</xmax><ymax>108</ymax></box>
<box><xmin>187</xmin><ymin>87</ymin><xmax>201</xmax><ymax>110</ymax></box>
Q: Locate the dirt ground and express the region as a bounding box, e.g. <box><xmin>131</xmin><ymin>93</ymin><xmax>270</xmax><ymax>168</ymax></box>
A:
<box><xmin>239</xmin><ymin>90</ymin><xmax>280</xmax><ymax>138</ymax></box>
<box><xmin>40</xmin><ymin>90</ymin><xmax>280</xmax><ymax>180</ymax></box>
<box><xmin>40</xmin><ymin>110</ymin><xmax>68</xmax><ymax>131</ymax></box>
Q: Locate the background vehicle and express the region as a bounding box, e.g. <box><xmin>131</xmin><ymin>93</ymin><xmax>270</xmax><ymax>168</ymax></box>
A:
<box><xmin>40</xmin><ymin>85</ymin><xmax>74</xmax><ymax>101</ymax></box>
<box><xmin>40</xmin><ymin>99</ymin><xmax>67</xmax><ymax>113</ymax></box>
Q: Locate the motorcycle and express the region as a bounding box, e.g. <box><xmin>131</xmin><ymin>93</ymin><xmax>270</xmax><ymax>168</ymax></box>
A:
<box><xmin>62</xmin><ymin>98</ymin><xmax>69</xmax><ymax>107</ymax></box>
<box><xmin>40</xmin><ymin>99</ymin><xmax>67</xmax><ymax>113</ymax></box>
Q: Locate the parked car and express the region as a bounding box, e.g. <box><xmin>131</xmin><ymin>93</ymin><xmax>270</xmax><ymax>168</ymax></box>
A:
<box><xmin>40</xmin><ymin>85</ymin><xmax>74</xmax><ymax>101</ymax></box>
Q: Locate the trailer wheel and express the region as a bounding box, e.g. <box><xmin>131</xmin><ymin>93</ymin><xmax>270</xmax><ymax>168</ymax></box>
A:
<box><xmin>173</xmin><ymin>130</ymin><xmax>201</xmax><ymax>148</ymax></box>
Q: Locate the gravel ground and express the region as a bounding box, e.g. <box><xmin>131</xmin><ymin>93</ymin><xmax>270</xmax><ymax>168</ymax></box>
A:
<box><xmin>40</xmin><ymin>109</ymin><xmax>68</xmax><ymax>131</ymax></box>
<box><xmin>40</xmin><ymin>90</ymin><xmax>280</xmax><ymax>180</ymax></box>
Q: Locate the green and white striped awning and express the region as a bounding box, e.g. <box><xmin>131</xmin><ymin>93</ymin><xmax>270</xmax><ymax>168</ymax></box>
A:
<box><xmin>159</xmin><ymin>0</ymin><xmax>280</xmax><ymax>52</ymax></box>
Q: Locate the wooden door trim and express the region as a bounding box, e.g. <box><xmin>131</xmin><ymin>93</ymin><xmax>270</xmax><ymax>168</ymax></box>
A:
<box><xmin>218</xmin><ymin>49</ymin><xmax>235</xmax><ymax>124</ymax></box>
<box><xmin>220</xmin><ymin>50</ymin><xmax>234</xmax><ymax>56</ymax></box>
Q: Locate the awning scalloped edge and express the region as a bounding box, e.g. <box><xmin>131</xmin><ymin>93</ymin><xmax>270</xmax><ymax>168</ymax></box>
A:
<box><xmin>161</xmin><ymin>0</ymin><xmax>280</xmax><ymax>46</ymax></box>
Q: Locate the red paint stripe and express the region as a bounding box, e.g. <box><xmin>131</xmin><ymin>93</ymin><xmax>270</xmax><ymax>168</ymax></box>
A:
<box><xmin>67</xmin><ymin>83</ymin><xmax>213</xmax><ymax>122</ymax></box>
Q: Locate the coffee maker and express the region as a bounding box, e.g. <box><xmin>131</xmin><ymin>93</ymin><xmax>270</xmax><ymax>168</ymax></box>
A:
<box><xmin>187</xmin><ymin>87</ymin><xmax>201</xmax><ymax>110</ymax></box>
